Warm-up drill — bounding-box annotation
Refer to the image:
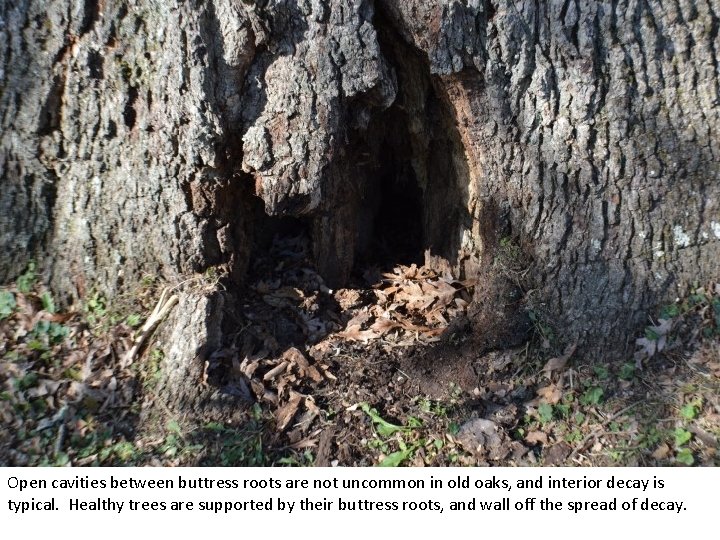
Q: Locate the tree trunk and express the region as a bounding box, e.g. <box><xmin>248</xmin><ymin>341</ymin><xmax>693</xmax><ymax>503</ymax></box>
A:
<box><xmin>2</xmin><ymin>0</ymin><xmax>719</xmax><ymax>408</ymax></box>
<box><xmin>379</xmin><ymin>0</ymin><xmax>720</xmax><ymax>353</ymax></box>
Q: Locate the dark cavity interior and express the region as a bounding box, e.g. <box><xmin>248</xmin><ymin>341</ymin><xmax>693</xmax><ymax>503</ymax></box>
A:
<box><xmin>242</xmin><ymin>8</ymin><xmax>473</xmax><ymax>289</ymax></box>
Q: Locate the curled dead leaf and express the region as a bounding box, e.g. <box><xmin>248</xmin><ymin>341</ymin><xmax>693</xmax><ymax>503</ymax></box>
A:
<box><xmin>369</xmin><ymin>317</ymin><xmax>400</xmax><ymax>336</ymax></box>
<box><xmin>283</xmin><ymin>347</ymin><xmax>323</xmax><ymax>383</ymax></box>
<box><xmin>542</xmin><ymin>342</ymin><xmax>577</xmax><ymax>376</ymax></box>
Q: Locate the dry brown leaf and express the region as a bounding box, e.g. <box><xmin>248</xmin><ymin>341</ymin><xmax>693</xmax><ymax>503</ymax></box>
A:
<box><xmin>525</xmin><ymin>431</ymin><xmax>548</xmax><ymax>445</ymax></box>
<box><xmin>239</xmin><ymin>357</ymin><xmax>261</xmax><ymax>378</ymax></box>
<box><xmin>334</xmin><ymin>288</ymin><xmax>361</xmax><ymax>309</ymax></box>
<box><xmin>635</xmin><ymin>319</ymin><xmax>673</xmax><ymax>364</ymax></box>
<box><xmin>273</xmin><ymin>287</ymin><xmax>304</xmax><ymax>300</ymax></box>
<box><xmin>369</xmin><ymin>318</ymin><xmax>400</xmax><ymax>335</ymax></box>
<box><xmin>288</xmin><ymin>438</ymin><xmax>318</xmax><ymax>450</ymax></box>
<box><xmin>276</xmin><ymin>391</ymin><xmax>303</xmax><ymax>432</ymax></box>
<box><xmin>433</xmin><ymin>280</ymin><xmax>458</xmax><ymax>305</ymax></box>
<box><xmin>323</xmin><ymin>370</ymin><xmax>337</xmax><ymax>381</ymax></box>
<box><xmin>542</xmin><ymin>343</ymin><xmax>577</xmax><ymax>376</ymax></box>
<box><xmin>283</xmin><ymin>347</ymin><xmax>323</xmax><ymax>382</ymax></box>
<box><xmin>380</xmin><ymin>285</ymin><xmax>401</xmax><ymax>296</ymax></box>
<box><xmin>336</xmin><ymin>324</ymin><xmax>379</xmax><ymax>342</ymax></box>
<box><xmin>426</xmin><ymin>309</ymin><xmax>448</xmax><ymax>326</ymax></box>
<box><xmin>394</xmin><ymin>317</ymin><xmax>432</xmax><ymax>333</ymax></box>
<box><xmin>421</xmin><ymin>328</ymin><xmax>445</xmax><ymax>338</ymax></box>
<box><xmin>652</xmin><ymin>443</ymin><xmax>671</xmax><ymax>460</ymax></box>
<box><xmin>536</xmin><ymin>384</ymin><xmax>563</xmax><ymax>404</ymax></box>
<box><xmin>45</xmin><ymin>312</ymin><xmax>75</xmax><ymax>323</ymax></box>
<box><xmin>304</xmin><ymin>396</ymin><xmax>320</xmax><ymax>416</ymax></box>
<box><xmin>309</xmin><ymin>340</ymin><xmax>333</xmax><ymax>357</ymax></box>
<box><xmin>303</xmin><ymin>365</ymin><xmax>323</xmax><ymax>383</ymax></box>
<box><xmin>398</xmin><ymin>282</ymin><xmax>426</xmax><ymax>309</ymax></box>
<box><xmin>345</xmin><ymin>310</ymin><xmax>371</xmax><ymax>328</ymax></box>
<box><xmin>283</xmin><ymin>347</ymin><xmax>307</xmax><ymax>366</ymax></box>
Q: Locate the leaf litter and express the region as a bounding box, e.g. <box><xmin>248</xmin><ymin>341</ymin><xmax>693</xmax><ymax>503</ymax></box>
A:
<box><xmin>211</xmin><ymin>234</ymin><xmax>718</xmax><ymax>467</ymax></box>
<box><xmin>1</xmin><ymin>242</ymin><xmax>719</xmax><ymax>467</ymax></box>
<box><xmin>0</xmin><ymin>280</ymin><xmax>156</xmax><ymax>465</ymax></box>
<box><xmin>205</xmin><ymin>233</ymin><xmax>477</xmax><ymax>448</ymax></box>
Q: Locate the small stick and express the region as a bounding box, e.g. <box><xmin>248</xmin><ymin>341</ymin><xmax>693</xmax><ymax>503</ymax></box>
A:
<box><xmin>122</xmin><ymin>287</ymin><xmax>179</xmax><ymax>367</ymax></box>
<box><xmin>264</xmin><ymin>361</ymin><xmax>289</xmax><ymax>381</ymax></box>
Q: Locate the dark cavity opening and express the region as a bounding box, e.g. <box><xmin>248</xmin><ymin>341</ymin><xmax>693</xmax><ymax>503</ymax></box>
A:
<box><xmin>335</xmin><ymin>7</ymin><xmax>473</xmax><ymax>283</ymax></box>
<box><xmin>359</xmin><ymin>106</ymin><xmax>425</xmax><ymax>269</ymax></box>
<box><xmin>219</xmin><ymin>5</ymin><xmax>473</xmax><ymax>291</ymax></box>
<box><xmin>250</xmin><ymin>213</ymin><xmax>311</xmax><ymax>270</ymax></box>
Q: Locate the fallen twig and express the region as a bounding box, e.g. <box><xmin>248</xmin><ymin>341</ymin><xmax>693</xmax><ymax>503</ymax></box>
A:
<box><xmin>121</xmin><ymin>287</ymin><xmax>179</xmax><ymax>367</ymax></box>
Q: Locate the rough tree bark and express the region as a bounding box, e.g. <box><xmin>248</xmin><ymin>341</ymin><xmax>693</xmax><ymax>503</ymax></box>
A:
<box><xmin>2</xmin><ymin>0</ymin><xmax>719</xmax><ymax>409</ymax></box>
